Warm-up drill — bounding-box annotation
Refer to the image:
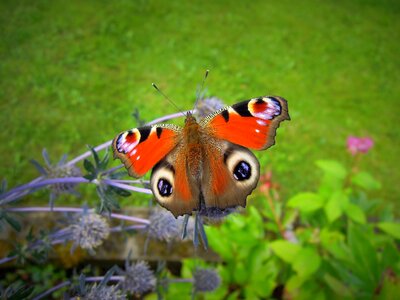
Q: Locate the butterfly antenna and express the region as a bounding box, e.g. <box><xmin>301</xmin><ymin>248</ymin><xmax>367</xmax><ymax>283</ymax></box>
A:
<box><xmin>152</xmin><ymin>83</ymin><xmax>186</xmax><ymax>116</ymax></box>
<box><xmin>194</xmin><ymin>69</ymin><xmax>209</xmax><ymax>109</ymax></box>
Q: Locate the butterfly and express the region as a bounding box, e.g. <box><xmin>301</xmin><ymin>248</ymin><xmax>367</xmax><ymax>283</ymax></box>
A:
<box><xmin>113</xmin><ymin>96</ymin><xmax>289</xmax><ymax>217</ymax></box>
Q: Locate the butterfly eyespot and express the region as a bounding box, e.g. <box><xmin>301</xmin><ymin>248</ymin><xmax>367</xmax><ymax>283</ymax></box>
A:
<box><xmin>233</xmin><ymin>161</ymin><xmax>252</xmax><ymax>181</ymax></box>
<box><xmin>157</xmin><ymin>178</ymin><xmax>173</xmax><ymax>197</ymax></box>
<box><xmin>224</xmin><ymin>146</ymin><xmax>260</xmax><ymax>189</ymax></box>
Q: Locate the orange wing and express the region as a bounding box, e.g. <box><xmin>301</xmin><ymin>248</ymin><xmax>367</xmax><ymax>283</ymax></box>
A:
<box><xmin>201</xmin><ymin>96</ymin><xmax>290</xmax><ymax>150</ymax></box>
<box><xmin>112</xmin><ymin>124</ymin><xmax>181</xmax><ymax>177</ymax></box>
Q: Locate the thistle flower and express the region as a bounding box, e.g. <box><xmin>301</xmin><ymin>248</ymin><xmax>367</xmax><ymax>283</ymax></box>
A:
<box><xmin>84</xmin><ymin>283</ymin><xmax>127</xmax><ymax>300</ymax></box>
<box><xmin>31</xmin><ymin>149</ymin><xmax>81</xmax><ymax>206</ymax></box>
<box><xmin>147</xmin><ymin>209</ymin><xmax>181</xmax><ymax>242</ymax></box>
<box><xmin>347</xmin><ymin>136</ymin><xmax>374</xmax><ymax>155</ymax></box>
<box><xmin>121</xmin><ymin>261</ymin><xmax>156</xmax><ymax>295</ymax></box>
<box><xmin>193</xmin><ymin>268</ymin><xmax>221</xmax><ymax>292</ymax></box>
<box><xmin>195</xmin><ymin>97</ymin><xmax>225</xmax><ymax>118</ymax></box>
<box><xmin>69</xmin><ymin>212</ymin><xmax>110</xmax><ymax>253</ymax></box>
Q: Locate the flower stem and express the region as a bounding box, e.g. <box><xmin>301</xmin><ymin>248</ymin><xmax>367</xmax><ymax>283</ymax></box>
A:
<box><xmin>6</xmin><ymin>206</ymin><xmax>150</xmax><ymax>225</ymax></box>
<box><xmin>32</xmin><ymin>281</ymin><xmax>71</xmax><ymax>300</ymax></box>
<box><xmin>0</xmin><ymin>177</ymin><xmax>89</xmax><ymax>204</ymax></box>
<box><xmin>0</xmin><ymin>255</ymin><xmax>17</xmax><ymax>265</ymax></box>
<box><xmin>110</xmin><ymin>224</ymin><xmax>148</xmax><ymax>232</ymax></box>
<box><xmin>265</xmin><ymin>191</ymin><xmax>286</xmax><ymax>238</ymax></box>
<box><xmin>102</xmin><ymin>179</ymin><xmax>152</xmax><ymax>194</ymax></box>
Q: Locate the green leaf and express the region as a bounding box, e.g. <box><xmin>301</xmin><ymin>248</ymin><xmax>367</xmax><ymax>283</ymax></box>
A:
<box><xmin>287</xmin><ymin>192</ymin><xmax>324</xmax><ymax>213</ymax></box>
<box><xmin>377</xmin><ymin>222</ymin><xmax>400</xmax><ymax>239</ymax></box>
<box><xmin>319</xmin><ymin>229</ymin><xmax>348</xmax><ymax>260</ymax></box>
<box><xmin>205</xmin><ymin>227</ymin><xmax>233</xmax><ymax>260</ymax></box>
<box><xmin>352</xmin><ymin>171</ymin><xmax>381</xmax><ymax>190</ymax></box>
<box><xmin>316</xmin><ymin>160</ymin><xmax>347</xmax><ymax>179</ymax></box>
<box><xmin>344</xmin><ymin>203</ymin><xmax>366</xmax><ymax>224</ymax></box>
<box><xmin>292</xmin><ymin>247</ymin><xmax>321</xmax><ymax>279</ymax></box>
<box><xmin>376</xmin><ymin>273</ymin><xmax>400</xmax><ymax>300</ymax></box>
<box><xmin>324</xmin><ymin>191</ymin><xmax>347</xmax><ymax>223</ymax></box>
<box><xmin>286</xmin><ymin>274</ymin><xmax>306</xmax><ymax>291</ymax></box>
<box><xmin>348</xmin><ymin>223</ymin><xmax>380</xmax><ymax>288</ymax></box>
<box><xmin>269</xmin><ymin>240</ymin><xmax>301</xmax><ymax>263</ymax></box>
<box><xmin>233</xmin><ymin>262</ymin><xmax>248</xmax><ymax>285</ymax></box>
<box><xmin>323</xmin><ymin>274</ymin><xmax>352</xmax><ymax>297</ymax></box>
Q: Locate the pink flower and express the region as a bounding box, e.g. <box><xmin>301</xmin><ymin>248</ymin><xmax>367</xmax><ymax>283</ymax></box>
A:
<box><xmin>347</xmin><ymin>136</ymin><xmax>374</xmax><ymax>155</ymax></box>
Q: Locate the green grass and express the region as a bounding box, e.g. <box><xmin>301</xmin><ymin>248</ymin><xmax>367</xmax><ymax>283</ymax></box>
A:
<box><xmin>0</xmin><ymin>0</ymin><xmax>399</xmax><ymax>208</ymax></box>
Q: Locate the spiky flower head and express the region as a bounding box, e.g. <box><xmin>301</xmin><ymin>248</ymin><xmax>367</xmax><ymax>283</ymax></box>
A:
<box><xmin>121</xmin><ymin>261</ymin><xmax>156</xmax><ymax>296</ymax></box>
<box><xmin>69</xmin><ymin>212</ymin><xmax>110</xmax><ymax>253</ymax></box>
<box><xmin>195</xmin><ymin>97</ymin><xmax>225</xmax><ymax>118</ymax></box>
<box><xmin>31</xmin><ymin>149</ymin><xmax>81</xmax><ymax>205</ymax></box>
<box><xmin>83</xmin><ymin>283</ymin><xmax>127</xmax><ymax>300</ymax></box>
<box><xmin>147</xmin><ymin>209</ymin><xmax>181</xmax><ymax>242</ymax></box>
<box><xmin>193</xmin><ymin>268</ymin><xmax>221</xmax><ymax>292</ymax></box>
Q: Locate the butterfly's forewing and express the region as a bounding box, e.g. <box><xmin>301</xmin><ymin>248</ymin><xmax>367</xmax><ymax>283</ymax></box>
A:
<box><xmin>201</xmin><ymin>96</ymin><xmax>290</xmax><ymax>150</ymax></box>
<box><xmin>112</xmin><ymin>124</ymin><xmax>181</xmax><ymax>178</ymax></box>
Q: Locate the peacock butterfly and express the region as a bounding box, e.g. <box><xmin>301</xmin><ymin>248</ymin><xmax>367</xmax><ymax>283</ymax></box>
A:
<box><xmin>113</xmin><ymin>96</ymin><xmax>290</xmax><ymax>217</ymax></box>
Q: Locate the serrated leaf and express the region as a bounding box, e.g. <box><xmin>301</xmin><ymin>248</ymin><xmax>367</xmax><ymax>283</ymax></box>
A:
<box><xmin>344</xmin><ymin>203</ymin><xmax>366</xmax><ymax>224</ymax></box>
<box><xmin>42</xmin><ymin>148</ymin><xmax>51</xmax><ymax>166</ymax></box>
<box><xmin>198</xmin><ymin>219</ymin><xmax>208</xmax><ymax>249</ymax></box>
<box><xmin>110</xmin><ymin>186</ymin><xmax>131</xmax><ymax>197</ymax></box>
<box><xmin>1</xmin><ymin>178</ymin><xmax>7</xmax><ymax>194</ymax></box>
<box><xmin>99</xmin><ymin>150</ymin><xmax>110</xmax><ymax>170</ymax></box>
<box><xmin>6</xmin><ymin>283</ymin><xmax>34</xmax><ymax>300</ymax></box>
<box><xmin>30</xmin><ymin>159</ymin><xmax>48</xmax><ymax>175</ymax></box>
<box><xmin>377</xmin><ymin>222</ymin><xmax>400</xmax><ymax>239</ymax></box>
<box><xmin>83</xmin><ymin>174</ymin><xmax>96</xmax><ymax>181</ymax></box>
<box><xmin>269</xmin><ymin>240</ymin><xmax>301</xmax><ymax>263</ymax></box>
<box><xmin>99</xmin><ymin>266</ymin><xmax>118</xmax><ymax>288</ymax></box>
<box><xmin>287</xmin><ymin>192</ymin><xmax>324</xmax><ymax>213</ymax></box>
<box><xmin>316</xmin><ymin>160</ymin><xmax>347</xmax><ymax>179</ymax></box>
<box><xmin>4</xmin><ymin>214</ymin><xmax>21</xmax><ymax>232</ymax></box>
<box><xmin>352</xmin><ymin>171</ymin><xmax>381</xmax><ymax>190</ymax></box>
<box><xmin>88</xmin><ymin>145</ymin><xmax>100</xmax><ymax>167</ymax></box>
<box><xmin>83</xmin><ymin>159</ymin><xmax>96</xmax><ymax>174</ymax></box>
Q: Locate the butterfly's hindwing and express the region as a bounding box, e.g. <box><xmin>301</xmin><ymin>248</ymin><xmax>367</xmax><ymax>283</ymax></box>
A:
<box><xmin>201</xmin><ymin>142</ymin><xmax>260</xmax><ymax>210</ymax></box>
<box><xmin>150</xmin><ymin>146</ymin><xmax>200</xmax><ymax>217</ymax></box>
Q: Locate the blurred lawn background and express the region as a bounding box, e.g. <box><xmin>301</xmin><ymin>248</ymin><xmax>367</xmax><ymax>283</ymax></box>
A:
<box><xmin>0</xmin><ymin>0</ymin><xmax>399</xmax><ymax>208</ymax></box>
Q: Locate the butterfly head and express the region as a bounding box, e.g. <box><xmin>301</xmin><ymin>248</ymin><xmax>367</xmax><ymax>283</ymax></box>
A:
<box><xmin>184</xmin><ymin>111</ymin><xmax>198</xmax><ymax>125</ymax></box>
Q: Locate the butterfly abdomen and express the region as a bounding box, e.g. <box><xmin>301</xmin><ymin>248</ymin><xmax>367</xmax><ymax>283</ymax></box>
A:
<box><xmin>183</xmin><ymin>114</ymin><xmax>204</xmax><ymax>180</ymax></box>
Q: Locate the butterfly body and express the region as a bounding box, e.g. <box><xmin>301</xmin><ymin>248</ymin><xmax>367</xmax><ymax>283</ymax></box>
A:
<box><xmin>113</xmin><ymin>96</ymin><xmax>289</xmax><ymax>217</ymax></box>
